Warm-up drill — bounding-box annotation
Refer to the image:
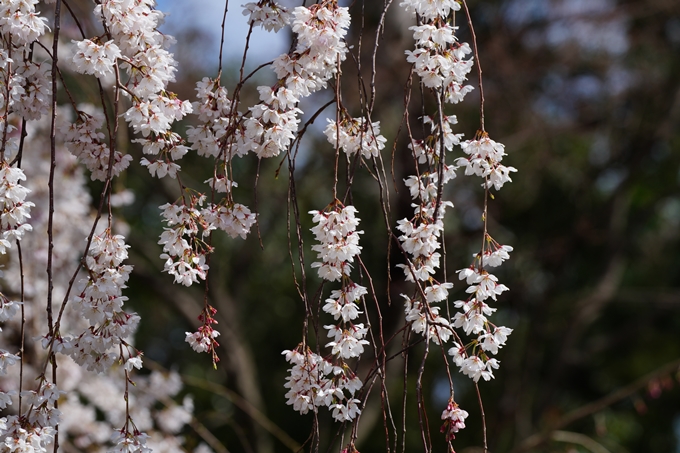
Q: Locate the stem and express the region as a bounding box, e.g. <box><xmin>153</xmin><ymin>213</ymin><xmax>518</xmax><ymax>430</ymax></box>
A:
<box><xmin>416</xmin><ymin>341</ymin><xmax>431</xmax><ymax>453</ymax></box>
<box><xmin>218</xmin><ymin>0</ymin><xmax>230</xmax><ymax>75</ymax></box>
<box><xmin>333</xmin><ymin>54</ymin><xmax>342</xmax><ymax>201</ymax></box>
<box><xmin>0</xmin><ymin>36</ymin><xmax>12</xmax><ymax>161</ymax></box>
<box><xmin>432</xmin><ymin>89</ymin><xmax>447</xmax><ymax>225</ymax></box>
<box><xmin>48</xmin><ymin>5</ymin><xmax>62</xmax><ymax>452</ymax></box>
<box><xmin>17</xmin><ymin>241</ymin><xmax>25</xmax><ymax>412</ymax></box>
<box><xmin>475</xmin><ymin>383</ymin><xmax>488</xmax><ymax>453</ymax></box>
<box><xmin>461</xmin><ymin>0</ymin><xmax>486</xmax><ymax>131</ymax></box>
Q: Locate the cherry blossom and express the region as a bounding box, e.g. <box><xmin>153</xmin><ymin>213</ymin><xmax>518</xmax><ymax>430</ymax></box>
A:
<box><xmin>440</xmin><ymin>399</ymin><xmax>469</xmax><ymax>441</ymax></box>
<box><xmin>243</xmin><ymin>0</ymin><xmax>291</xmax><ymax>32</ymax></box>
<box><xmin>324</xmin><ymin>116</ymin><xmax>387</xmax><ymax>159</ymax></box>
<box><xmin>72</xmin><ymin>39</ymin><xmax>122</xmax><ymax>79</ymax></box>
<box><xmin>282</xmin><ymin>346</ymin><xmax>363</xmax><ymax>422</ymax></box>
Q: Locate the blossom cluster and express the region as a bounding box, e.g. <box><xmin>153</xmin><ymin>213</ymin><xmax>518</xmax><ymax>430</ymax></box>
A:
<box><xmin>61</xmin><ymin>231</ymin><xmax>141</xmax><ymax>374</ymax></box>
<box><xmin>158</xmin><ymin>200</ymin><xmax>211</xmax><ymax>287</ymax></box>
<box><xmin>408</xmin><ymin>115</ymin><xmax>463</xmax><ymax>168</ymax></box>
<box><xmin>59</xmin><ymin>108</ymin><xmax>133</xmax><ymax>181</ymax></box>
<box><xmin>242</xmin><ymin>1</ymin><xmax>350</xmax><ymax>159</ymax></box>
<box><xmin>402</xmin><ymin>0</ymin><xmax>474</xmax><ymax>103</ymax></box>
<box><xmin>0</xmin><ymin>164</ymin><xmax>34</xmax><ymax>250</ymax></box>
<box><xmin>448</xmin><ymin>235</ymin><xmax>514</xmax><ymax>382</ymax></box>
<box><xmin>183</xmin><ymin>76</ymin><xmax>256</xmax><ymax>293</ymax></box>
<box><xmin>158</xmin><ymin>196</ymin><xmax>256</xmax><ymax>289</ymax></box>
<box><xmin>397</xmin><ymin>116</ymin><xmax>461</xmax><ymax>346</ymax></box>
<box><xmin>186</xmin><ymin>77</ymin><xmax>244</xmax><ymax>159</ymax></box>
<box><xmin>456</xmin><ymin>135</ymin><xmax>518</xmax><ymax>190</ymax></box>
<box><xmin>5</xmin><ymin>59</ymin><xmax>51</xmax><ymax>123</ymax></box>
<box><xmin>185</xmin><ymin>304</ymin><xmax>220</xmax><ymax>362</ymax></box>
<box><xmin>109</xmin><ymin>429</ymin><xmax>152</xmax><ymax>453</ymax></box>
<box><xmin>0</xmin><ymin>347</ymin><xmax>19</xmax><ymax>409</ymax></box>
<box><xmin>243</xmin><ymin>0</ymin><xmax>291</xmax><ymax>33</ymax></box>
<box><xmin>136</xmin><ymin>132</ymin><xmax>188</xmax><ymax>179</ymax></box>
<box><xmin>440</xmin><ymin>399</ymin><xmax>469</xmax><ymax>442</ymax></box>
<box><xmin>310</xmin><ymin>204</ymin><xmax>363</xmax><ymax>282</ymax></box>
<box><xmin>398</xmin><ymin>6</ymin><xmax>474</xmax><ymax>440</ymax></box>
<box><xmin>397</xmin><ymin>0</ymin><xmax>517</xmax><ymax>444</ymax></box>
<box><xmin>0</xmin><ymin>0</ymin><xmax>47</xmax><ymax>47</ymax></box>
<box><xmin>0</xmin><ymin>294</ymin><xmax>48</xmax><ymax>452</ymax></box>
<box><xmin>68</xmin><ymin>0</ymin><xmax>192</xmax><ymax>182</ymax></box>
<box><xmin>282</xmin><ymin>347</ymin><xmax>362</xmax><ymax>423</ymax></box>
<box><xmin>0</xmin><ymin>380</ymin><xmax>63</xmax><ymax>453</ymax></box>
<box><xmin>398</xmin><ymin>6</ymin><xmax>516</xmax><ymax>388</ymax></box>
<box><xmin>282</xmin><ymin>203</ymin><xmax>368</xmax><ymax>422</ymax></box>
<box><xmin>166</xmin><ymin>76</ymin><xmax>256</xmax><ymax>324</ymax></box>
<box><xmin>1</xmin><ymin>423</ymin><xmax>54</xmax><ymax>453</ymax></box>
<box><xmin>324</xmin><ymin>115</ymin><xmax>387</xmax><ymax>160</ymax></box>
<box><xmin>313</xmin><ymin>204</ymin><xmax>368</xmax><ymax>420</ymax></box>
<box><xmin>0</xmin><ymin>0</ymin><xmax>51</xmax><ymax>158</ymax></box>
<box><xmin>72</xmin><ymin>39</ymin><xmax>122</xmax><ymax>79</ymax></box>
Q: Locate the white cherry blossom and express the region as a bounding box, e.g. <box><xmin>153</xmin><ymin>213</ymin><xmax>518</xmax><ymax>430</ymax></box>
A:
<box><xmin>72</xmin><ymin>39</ymin><xmax>121</xmax><ymax>79</ymax></box>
